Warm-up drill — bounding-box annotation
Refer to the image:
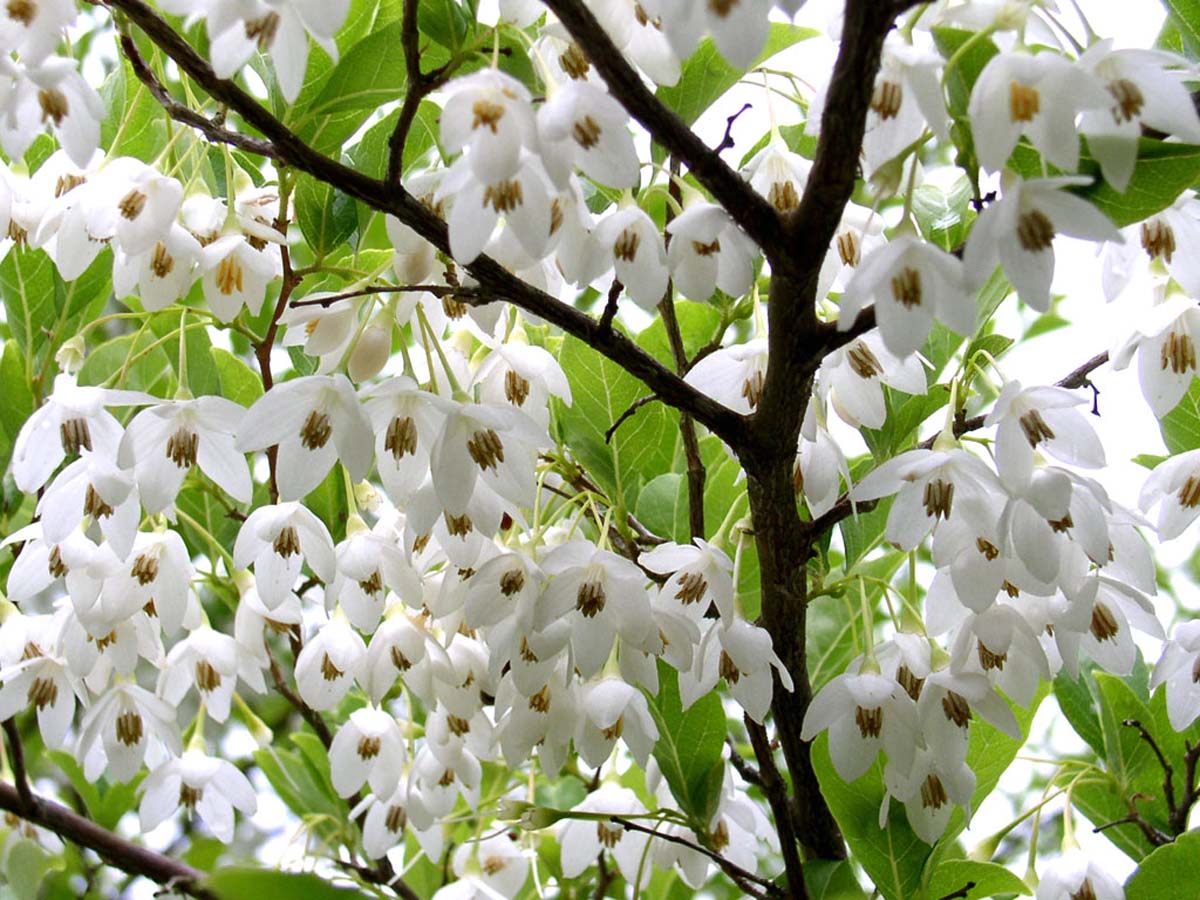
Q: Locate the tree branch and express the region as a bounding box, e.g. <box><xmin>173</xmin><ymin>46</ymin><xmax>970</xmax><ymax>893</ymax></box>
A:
<box><xmin>105</xmin><ymin>0</ymin><xmax>746</xmax><ymax>447</ymax></box>
<box><xmin>116</xmin><ymin>31</ymin><xmax>277</xmax><ymax>159</ymax></box>
<box><xmin>537</xmin><ymin>0</ymin><xmax>786</xmax><ymax>262</ymax></box>
<box><xmin>0</xmin><ymin>780</ymin><xmax>215</xmax><ymax>899</ymax></box>
<box><xmin>3</xmin><ymin>719</ymin><xmax>34</xmax><ymax>814</ymax></box>
<box><xmin>746</xmin><ymin>717</ymin><xmax>808</xmax><ymax>900</ymax></box>
<box><xmin>288</xmin><ymin>284</ymin><xmax>475</xmax><ymax>309</ymax></box>
<box><xmin>385</xmin><ymin>0</ymin><xmax>452</xmax><ymax>187</ymax></box>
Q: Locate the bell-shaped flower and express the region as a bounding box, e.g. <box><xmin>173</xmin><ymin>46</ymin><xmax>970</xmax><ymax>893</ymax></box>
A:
<box><xmin>816</xmin><ymin>331</ymin><xmax>927</xmax><ymax>430</ymax></box>
<box><xmin>801</xmin><ymin>666</ymin><xmax>919</xmax><ymax>782</ymax></box>
<box><xmin>139</xmin><ymin>748</ymin><xmax>257</xmax><ymax>843</ymax></box>
<box><xmin>0</xmin><ymin>0</ymin><xmax>75</xmax><ymax>63</ymax></box>
<box><xmin>964</xmin><ymin>174</ymin><xmax>1122</xmax><ymax>313</ymax></box>
<box><xmin>796</xmin><ymin>400</ymin><xmax>852</xmax><ymax>519</ymax></box>
<box><xmin>1102</xmin><ymin>195</ymin><xmax>1200</xmax><ymax>302</ymax></box>
<box><xmin>329</xmin><ymin>706</ymin><xmax>406</xmax><ymax>799</ymax></box>
<box><xmin>640</xmin><ymin>538</ymin><xmax>735</xmax><ymax>621</ymax></box>
<box><xmin>294</xmin><ymin>616</ymin><xmax>366</xmax><ymax>711</ymax></box>
<box><xmin>437</xmin><ymin>152</ymin><xmax>555</xmax><ymax>266</ymax></box>
<box><xmin>326</xmin><ymin>517</ymin><xmax>422</xmax><ymax>633</ymax></box>
<box><xmin>881</xmin><ymin>744</ymin><xmax>975</xmax><ymax>844</ymax></box>
<box><xmin>557</xmin><ymin>783</ymin><xmax>651</xmax><ymax>884</ymax></box>
<box><xmin>38</xmin><ymin>451</ymin><xmax>140</xmax><ymax>560</ymax></box>
<box><xmin>1139</xmin><ymin>448</ymin><xmax>1200</xmax><ymax>540</ymax></box>
<box><xmin>540</xmin><ymin>541</ymin><xmax>653</xmax><ymax>678</ymax></box>
<box><xmin>1151</xmin><ymin>620</ymin><xmax>1200</xmax><ymax>732</ymax></box>
<box><xmin>473</xmin><ymin>329</ymin><xmax>572</xmax><ymax>427</ymax></box>
<box><xmin>1078</xmin><ymin>40</ymin><xmax>1200</xmax><ymax>192</ymax></box>
<box><xmin>430</xmin><ymin>401</ymin><xmax>544</xmax><ymax>516</ymax></box>
<box><xmin>838</xmin><ymin>234</ymin><xmax>973</xmax><ymax>358</ymax></box>
<box><xmin>102</xmin><ymin>530</ymin><xmax>196</xmax><ymax>637</ymax></box>
<box><xmin>101</xmin><ymin>158</ymin><xmax>184</xmax><ymax>256</ymax></box>
<box><xmin>682</xmin><ymin>619</ymin><xmax>793</xmax><ymax>724</ymax></box>
<box><xmin>0</xmin><ymin>57</ymin><xmax>103</xmax><ymax>167</ymax></box>
<box><xmin>362</xmin><ymin>376</ymin><xmax>446</xmax><ymax>505</ymax></box>
<box><xmin>949</xmin><ymin>603</ymin><xmax>1051</xmax><ymax>707</ymax></box>
<box><xmin>441</xmin><ymin>69</ymin><xmax>536</xmax><ymax>185</ymax></box>
<box><xmin>743</xmin><ymin>139</ymin><xmax>810</xmax><ymax>214</ymax></box>
<box><xmin>575</xmin><ymin>678</ymin><xmax>659</xmax><ymax>767</ymax></box>
<box><xmin>361</xmin><ymin>782</ymin><xmax>414</xmax><ymax>861</ymax></box>
<box><xmin>449</xmin><ymin>834</ymin><xmax>527</xmax><ymax>900</ymax></box>
<box><xmin>853</xmin><ymin>447</ymin><xmax>1003</xmax><ymax>552</ymax></box>
<box><xmin>1034</xmin><ymin>853</ymin><xmax>1124</xmax><ymax>900</ymax></box>
<box><xmin>198</xmin><ymin>230</ymin><xmax>281</xmax><ymax>322</ymax></box>
<box><xmin>967</xmin><ymin>50</ymin><xmax>1110</xmax><ymax>173</ymax></box>
<box><xmin>684</xmin><ymin>338</ymin><xmax>767</xmax><ymax>414</ymax></box>
<box><xmin>538</xmin><ymin>81</ymin><xmax>639</xmax><ymax>190</ymax></box>
<box><xmin>494</xmin><ymin>663</ymin><xmax>578</xmax><ymax>774</ymax></box>
<box><xmin>207</xmin><ymin>0</ymin><xmax>348</xmax><ymax>103</ymax></box>
<box><xmin>113</xmin><ymin>223</ymin><xmax>203</xmax><ymax>312</ymax></box>
<box><xmin>0</xmin><ymin>612</ymin><xmax>81</xmax><ymax>750</ymax></box>
<box><xmin>233</xmin><ymin>501</ymin><xmax>336</xmax><ymax>609</ymax></box>
<box><xmin>119</xmin><ymin>395</ymin><xmax>251</xmax><ymax>514</ymax></box>
<box><xmin>985</xmin><ymin>380</ymin><xmax>1105</xmax><ymax>493</ymax></box>
<box><xmin>13</xmin><ymin>373</ymin><xmax>151</xmax><ymax>494</ymax></box>
<box><xmin>159</xmin><ymin>626</ymin><xmax>257</xmax><ymax>723</ymax></box>
<box><xmin>917</xmin><ymin>667</ymin><xmax>1021</xmax><ymax>761</ymax></box>
<box><xmin>665</xmin><ymin>202</ymin><xmax>756</xmax><ymax>302</ymax></box>
<box><xmin>1111</xmin><ymin>287</ymin><xmax>1200</xmax><ymax>418</ymax></box>
<box><xmin>77</xmin><ymin>681</ymin><xmax>181</xmax><ymax>783</ymax></box>
<box><xmin>594</xmin><ymin>206</ymin><xmax>668</xmax><ymax>309</ymax></box>
<box><xmin>362</xmin><ymin>610</ymin><xmax>454</xmax><ymax>706</ymax></box>
<box><xmin>236</xmin><ymin>374</ymin><xmax>373</xmax><ymax>501</ymax></box>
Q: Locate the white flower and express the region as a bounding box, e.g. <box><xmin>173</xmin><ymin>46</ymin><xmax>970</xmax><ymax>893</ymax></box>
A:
<box><xmin>103</xmin><ymin>158</ymin><xmax>184</xmax><ymax>256</ymax></box>
<box><xmin>294</xmin><ymin>617</ymin><xmax>365</xmax><ymax>710</ymax></box>
<box><xmin>796</xmin><ymin>401</ymin><xmax>851</xmax><ymax>519</ymax></box>
<box><xmin>593</xmin><ymin>206</ymin><xmax>668</xmax><ymax>309</ymax></box>
<box><xmin>1139</xmin><ymin>448</ymin><xmax>1200</xmax><ymax>540</ymax></box>
<box><xmin>682</xmin><ymin>619</ymin><xmax>793</xmax><ymax>723</ymax></box>
<box><xmin>450</xmin><ymin>834</ymin><xmax>527</xmax><ymax>900</ymax></box>
<box><xmin>326</xmin><ymin>518</ymin><xmax>422</xmax><ymax>633</ymax></box>
<box><xmin>882</xmin><ymin>745</ymin><xmax>975</xmax><ymax>844</ymax></box>
<box><xmin>441</xmin><ymin>69</ymin><xmax>537</xmax><ymax>185</ymax></box>
<box><xmin>1151</xmin><ymin>621</ymin><xmax>1200</xmax><ymax>732</ymax></box>
<box><xmin>37</xmin><ymin>451</ymin><xmax>141</xmax><ymax>561</ymax></box>
<box><xmin>198</xmin><ymin>232</ymin><xmax>281</xmax><ymax>321</ymax></box>
<box><xmin>801</xmin><ymin>668</ymin><xmax>919</xmax><ymax>782</ymax></box>
<box><xmin>236</xmin><ymin>374</ymin><xmax>373</xmax><ymax>501</ymax></box>
<box><xmin>112</xmin><ymin>224</ymin><xmax>203</xmax><ymax>312</ymax></box>
<box><xmin>817</xmin><ymin>331</ymin><xmax>927</xmax><ymax>430</ymax></box>
<box><xmin>575</xmin><ymin>678</ymin><xmax>659</xmax><ymax>767</ymax></box>
<box><xmin>139</xmin><ymin>749</ymin><xmax>257</xmax><ymax>843</ymax></box>
<box><xmin>0</xmin><ymin>613</ymin><xmax>80</xmax><ymax>749</ymax></box>
<box><xmin>207</xmin><ymin>0</ymin><xmax>349</xmax><ymax>103</ymax></box>
<box><xmin>233</xmin><ymin>501</ymin><xmax>336</xmax><ymax>609</ymax></box>
<box><xmin>1078</xmin><ymin>40</ymin><xmax>1200</xmax><ymax>192</ymax></box>
<box><xmin>984</xmin><ymin>380</ymin><xmax>1105</xmax><ymax>493</ymax></box>
<box><xmin>1035</xmin><ymin>852</ymin><xmax>1124</xmax><ymax>900</ymax></box>
<box><xmin>329</xmin><ymin>706</ymin><xmax>406</xmax><ymax>799</ymax></box>
<box><xmin>361</xmin><ymin>784</ymin><xmax>413</xmax><ymax>860</ymax></box>
<box><xmin>103</xmin><ymin>530</ymin><xmax>196</xmax><ymax>637</ymax></box>
<box><xmin>684</xmin><ymin>338</ymin><xmax>767</xmax><ymax>414</ymax></box>
<box><xmin>1102</xmin><ymin>196</ymin><xmax>1200</xmax><ymax>302</ymax></box>
<box><xmin>964</xmin><ymin>174</ymin><xmax>1122</xmax><ymax>313</ymax></box>
<box><xmin>967</xmin><ymin>50</ymin><xmax>1110</xmax><ymax>173</ymax></box>
<box><xmin>159</xmin><ymin>626</ymin><xmax>253</xmax><ymax>723</ymax></box>
<box><xmin>557</xmin><ymin>784</ymin><xmax>650</xmax><ymax>883</ymax></box>
<box><xmin>743</xmin><ymin>139</ymin><xmax>810</xmax><ymax>214</ymax></box>
<box><xmin>538</xmin><ymin>81</ymin><xmax>639</xmax><ymax>190</ymax></box>
<box><xmin>12</xmin><ymin>373</ymin><xmax>150</xmax><ymax>494</ymax></box>
<box><xmin>665</xmin><ymin>202</ymin><xmax>756</xmax><ymax>302</ymax></box>
<box><xmin>1111</xmin><ymin>289</ymin><xmax>1200</xmax><ymax>417</ymax></box>
<box><xmin>77</xmin><ymin>682</ymin><xmax>181</xmax><ymax>783</ymax></box>
<box><xmin>119</xmin><ymin>395</ymin><xmax>251</xmax><ymax>514</ymax></box>
<box><xmin>0</xmin><ymin>0</ymin><xmax>75</xmax><ymax>64</ymax></box>
<box><xmin>362</xmin><ymin>376</ymin><xmax>446</xmax><ymax>505</ymax></box>
<box><xmin>0</xmin><ymin>57</ymin><xmax>104</xmax><ymax>167</ymax></box>
<box><xmin>838</xmin><ymin>235</ymin><xmax>972</xmax><ymax>358</ymax></box>
<box><xmin>640</xmin><ymin>538</ymin><xmax>735</xmax><ymax>621</ymax></box>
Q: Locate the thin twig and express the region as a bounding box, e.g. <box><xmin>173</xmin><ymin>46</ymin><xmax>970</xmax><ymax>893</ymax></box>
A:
<box><xmin>727</xmin><ymin>736</ymin><xmax>764</xmax><ymax>789</ymax></box>
<box><xmin>610</xmin><ymin>816</ymin><xmax>780</xmax><ymax>898</ymax></box>
<box><xmin>746</xmin><ymin>717</ymin><xmax>807</xmax><ymax>900</ymax></box>
<box><xmin>265</xmin><ymin>638</ymin><xmax>334</xmax><ymax>748</ymax></box>
<box><xmin>3</xmin><ymin>720</ymin><xmax>34</xmax><ymax>814</ymax></box>
<box><xmin>936</xmin><ymin>883</ymin><xmax>977</xmax><ymax>900</ymax></box>
<box><xmin>715</xmin><ymin>102</ymin><xmax>753</xmax><ymax>154</ymax></box>
<box><xmin>385</xmin><ymin>0</ymin><xmax>453</xmax><ymax>188</ymax></box>
<box><xmin>1124</xmin><ymin>719</ymin><xmax>1176</xmax><ymax>816</ymax></box>
<box><xmin>604</xmin><ymin>394</ymin><xmax>660</xmax><ymax>443</ymax></box>
<box><xmin>289</xmin><ymin>284</ymin><xmax>473</xmax><ymax>309</ymax></box>
<box><xmin>1170</xmin><ymin>740</ymin><xmax>1200</xmax><ymax>834</ymax></box>
<box><xmin>598</xmin><ymin>279</ymin><xmax>623</xmax><ymax>335</ymax></box>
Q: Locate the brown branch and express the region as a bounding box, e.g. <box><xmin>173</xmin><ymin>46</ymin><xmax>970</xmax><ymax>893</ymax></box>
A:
<box><xmin>3</xmin><ymin>720</ymin><xmax>34</xmax><ymax>814</ymax></box>
<box><xmin>598</xmin><ymin>279</ymin><xmax>623</xmax><ymax>335</ymax></box>
<box><xmin>936</xmin><ymin>883</ymin><xmax>977</xmax><ymax>900</ymax></box>
<box><xmin>385</xmin><ymin>0</ymin><xmax>453</xmax><ymax>187</ymax></box>
<box><xmin>0</xmin><ymin>781</ymin><xmax>215</xmax><ymax>899</ymax></box>
<box><xmin>1170</xmin><ymin>740</ymin><xmax>1200</xmax><ymax>835</ymax></box>
<box><xmin>1124</xmin><ymin>719</ymin><xmax>1177</xmax><ymax>818</ymax></box>
<box><xmin>715</xmin><ymin>103</ymin><xmax>754</xmax><ymax>154</ymax></box>
<box><xmin>289</xmin><ymin>284</ymin><xmax>474</xmax><ymax>309</ymax></box>
<box><xmin>537</xmin><ymin>0</ymin><xmax>786</xmax><ymax>261</ymax></box>
<box><xmin>265</xmin><ymin>638</ymin><xmax>334</xmax><ymax>748</ymax></box>
<box><xmin>116</xmin><ymin>31</ymin><xmax>277</xmax><ymax>159</ymax></box>
<box><xmin>746</xmin><ymin>717</ymin><xmax>807</xmax><ymax>900</ymax></box>
<box><xmin>610</xmin><ymin>816</ymin><xmax>780</xmax><ymax>898</ymax></box>
<box><xmin>106</xmin><ymin>0</ymin><xmax>746</xmax><ymax>447</ymax></box>
<box><xmin>604</xmin><ymin>394</ymin><xmax>660</xmax><ymax>443</ymax></box>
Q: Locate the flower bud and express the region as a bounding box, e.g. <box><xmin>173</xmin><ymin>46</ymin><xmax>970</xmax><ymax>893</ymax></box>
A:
<box><xmin>55</xmin><ymin>336</ymin><xmax>86</xmax><ymax>374</ymax></box>
<box><xmin>347</xmin><ymin>319</ymin><xmax>392</xmax><ymax>383</ymax></box>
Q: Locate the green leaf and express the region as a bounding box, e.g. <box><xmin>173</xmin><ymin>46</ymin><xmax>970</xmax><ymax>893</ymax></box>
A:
<box><xmin>1125</xmin><ymin>829</ymin><xmax>1200</xmax><ymax>899</ymax></box>
<box><xmin>808</xmin><ymin>553</ymin><xmax>903</xmax><ymax>692</ymax></box>
<box><xmin>419</xmin><ymin>0</ymin><xmax>471</xmax><ymax>53</ymax></box>
<box><xmin>208</xmin><ymin>868</ymin><xmax>376</xmax><ymax>900</ymax></box>
<box><xmin>804</xmin><ymin>860</ymin><xmax>869</xmax><ymax>900</ymax></box>
<box><xmin>1161</xmin><ymin>0</ymin><xmax>1200</xmax><ymax>58</ymax></box>
<box><xmin>645</xmin><ymin>661</ymin><xmax>726</xmax><ymax>828</ymax></box>
<box><xmin>1053</xmin><ymin>667</ymin><xmax>1106</xmax><ymax>757</ymax></box>
<box><xmin>0</xmin><ymin>341</ymin><xmax>33</xmax><ymax>446</ymax></box>
<box><xmin>294</xmin><ymin>174</ymin><xmax>358</xmax><ymax>259</ymax></box>
<box><xmin>654</xmin><ymin>24</ymin><xmax>816</xmax><ymax>159</ymax></box>
<box><xmin>636</xmin><ymin>301</ymin><xmax>723</xmax><ymax>368</ymax></box>
<box><xmin>1160</xmin><ymin>378</ymin><xmax>1200</xmax><ymax>452</ymax></box>
<box><xmin>101</xmin><ymin>59</ymin><xmax>168</xmax><ymax>160</ymax></box>
<box><xmin>924</xmin><ymin>860</ymin><xmax>1029</xmax><ymax>900</ymax></box>
<box><xmin>5</xmin><ymin>839</ymin><xmax>61</xmax><ymax>900</ymax></box>
<box><xmin>252</xmin><ymin>746</ymin><xmax>347</xmax><ymax>846</ymax></box>
<box><xmin>556</xmin><ymin>334</ymin><xmax>676</xmax><ymax>506</ymax></box>
<box><xmin>1010</xmin><ymin>139</ymin><xmax>1200</xmax><ymax>228</ymax></box>
<box><xmin>636</xmin><ymin>473</ymin><xmax>689</xmax><ymax>544</ymax></box>
<box><xmin>911</xmin><ymin>178</ymin><xmax>977</xmax><ymax>253</ymax></box>
<box><xmin>0</xmin><ymin>247</ymin><xmax>56</xmax><ymax>356</ymax></box>
<box><xmin>210</xmin><ymin>348</ymin><xmax>264</xmax><ymax>408</ymax></box>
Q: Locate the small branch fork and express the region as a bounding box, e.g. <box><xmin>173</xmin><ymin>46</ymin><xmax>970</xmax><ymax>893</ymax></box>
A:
<box><xmin>385</xmin><ymin>0</ymin><xmax>454</xmax><ymax>188</ymax></box>
<box><xmin>1116</xmin><ymin>718</ymin><xmax>1200</xmax><ymax>839</ymax></box>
